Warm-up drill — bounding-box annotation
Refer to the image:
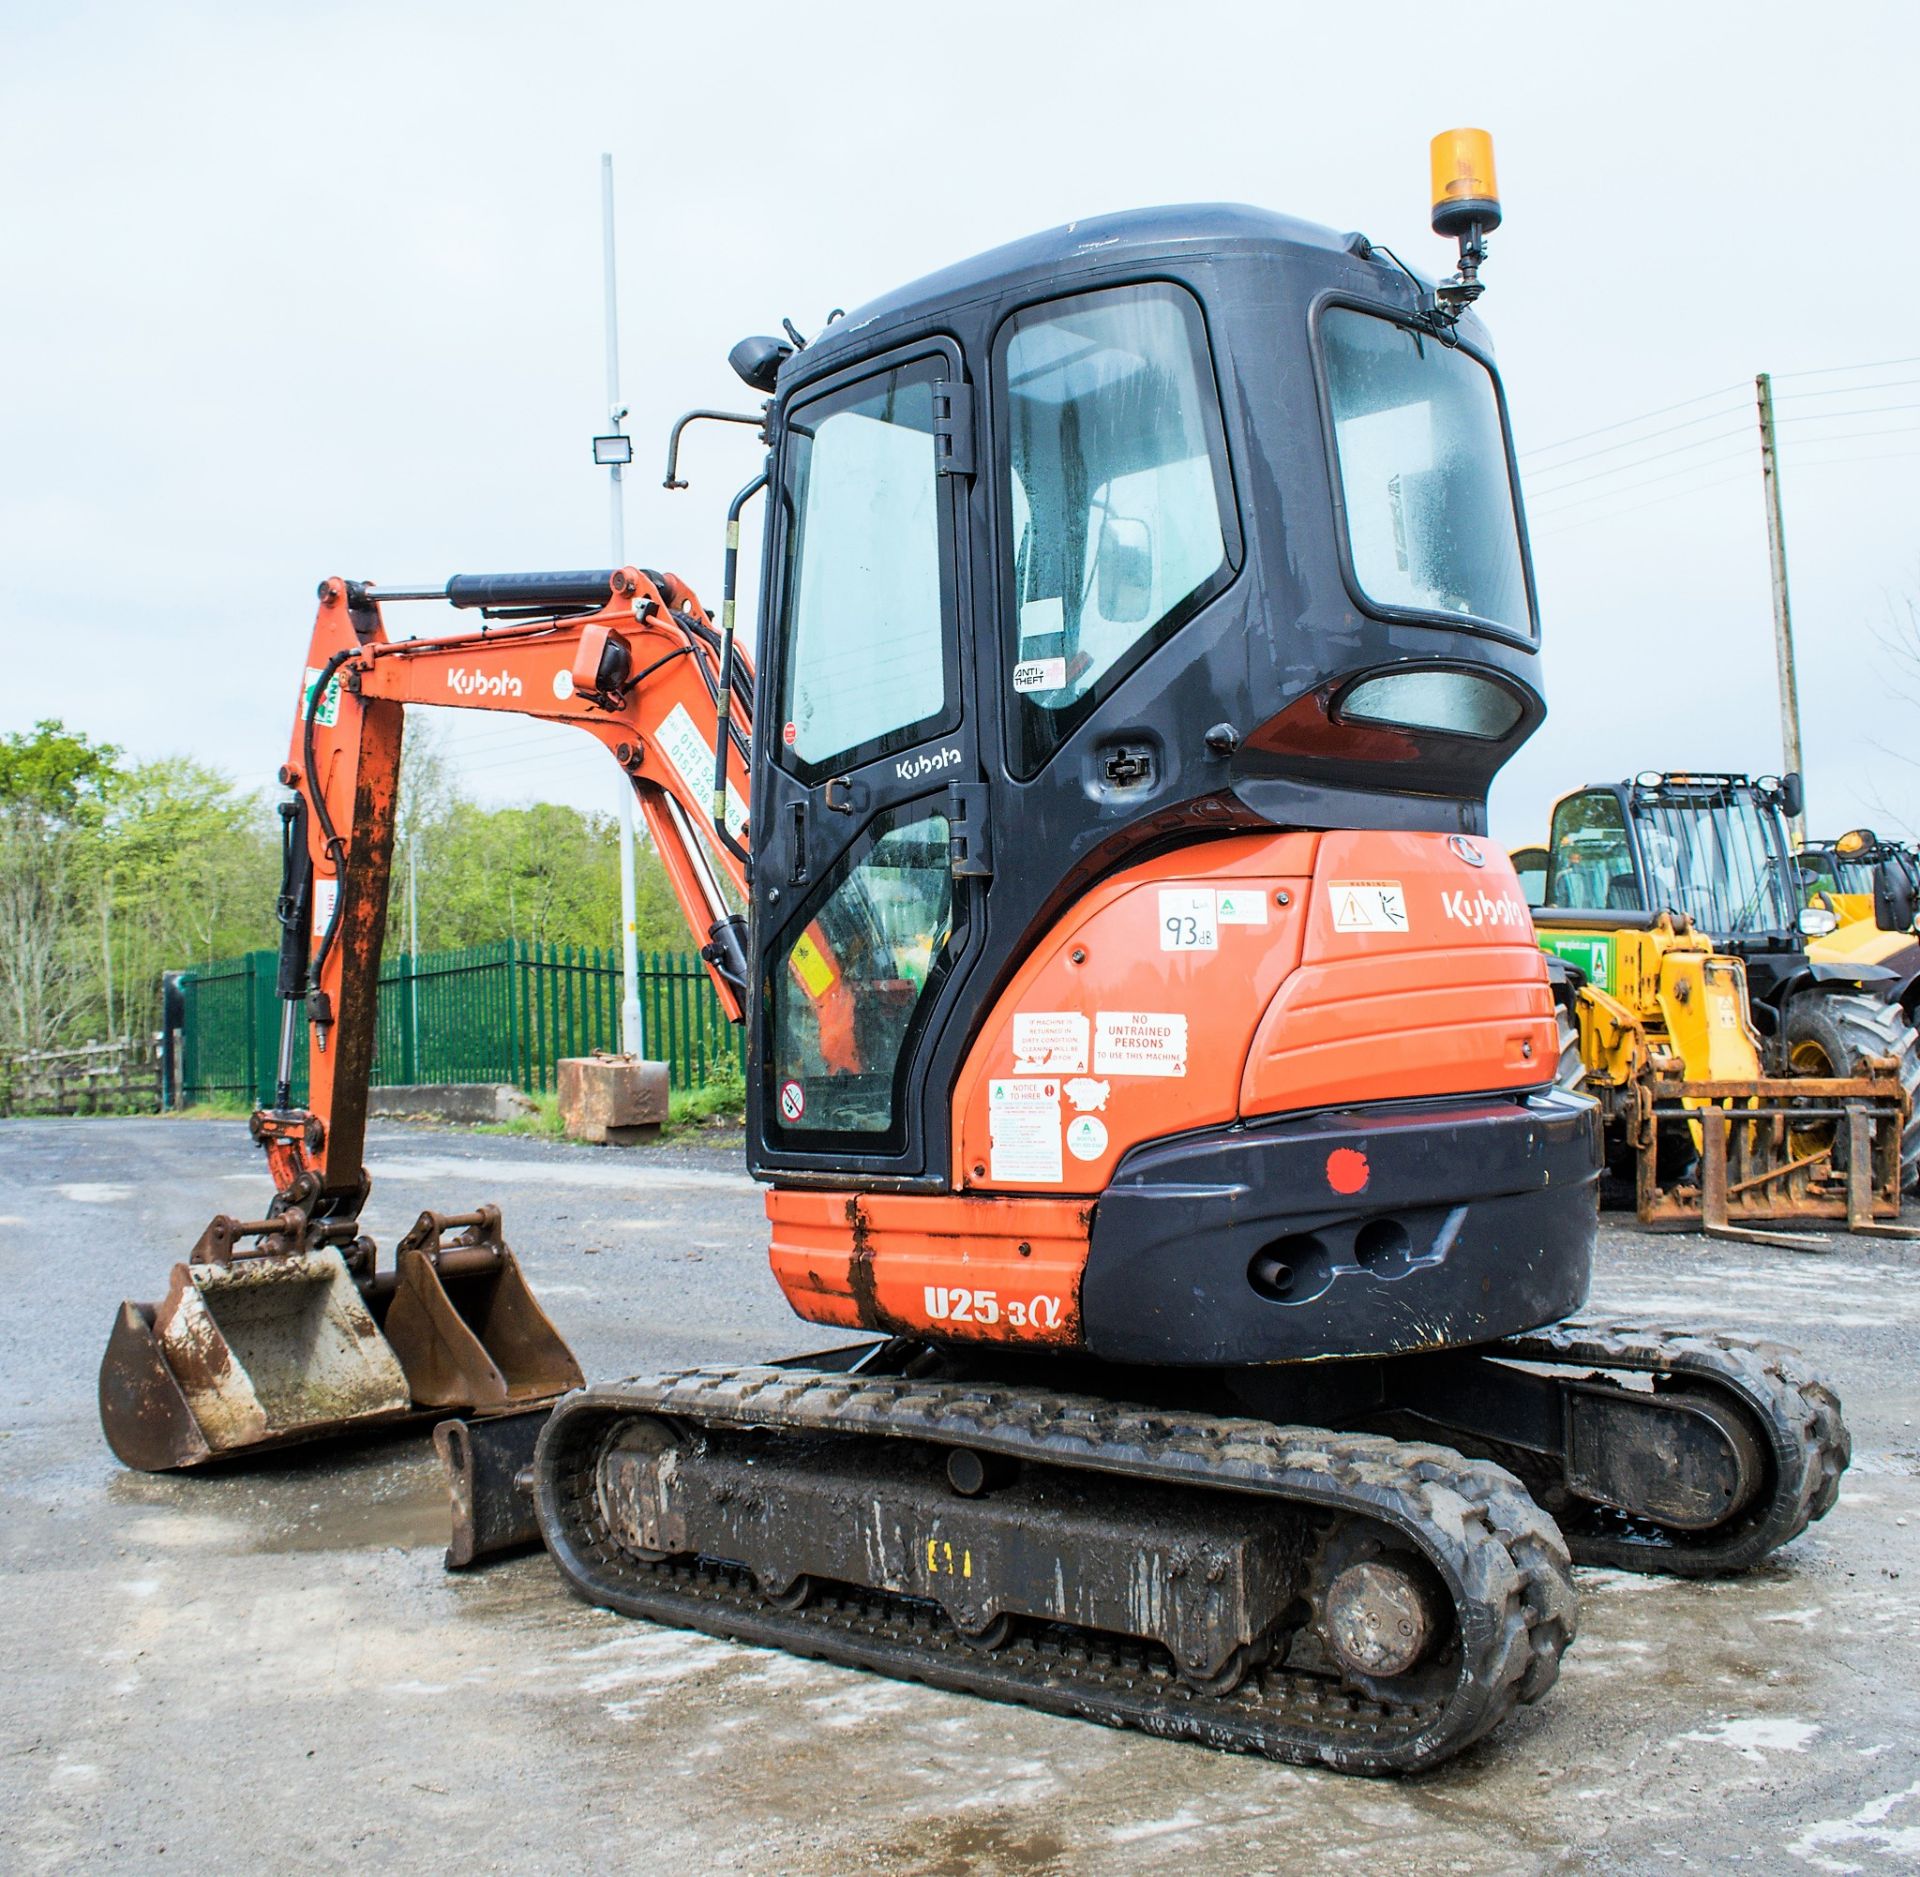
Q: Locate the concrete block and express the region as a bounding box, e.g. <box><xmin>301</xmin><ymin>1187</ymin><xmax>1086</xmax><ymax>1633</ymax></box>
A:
<box><xmin>368</xmin><ymin>1083</ymin><xmax>537</xmax><ymax>1125</ymax></box>
<box><xmin>557</xmin><ymin>1055</ymin><xmax>670</xmax><ymax>1145</ymax></box>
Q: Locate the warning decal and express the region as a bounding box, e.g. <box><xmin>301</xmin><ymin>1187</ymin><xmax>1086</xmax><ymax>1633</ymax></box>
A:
<box><xmin>988</xmin><ymin>1078</ymin><xmax>1063</xmax><ymax>1183</ymax></box>
<box><xmin>311</xmin><ymin>876</ymin><xmax>339</xmax><ymax>941</ymax></box>
<box><xmin>1012</xmin><ymin>1011</ymin><xmax>1089</xmax><ymax>1074</ymax></box>
<box><xmin>656</xmin><ymin>702</ymin><xmax>748</xmax><ymax>839</ymax></box>
<box><xmin>789</xmin><ymin>930</ymin><xmax>837</xmax><ymax>999</ymax></box>
<box><xmin>1093</xmin><ymin>1012</ymin><xmax>1188</xmax><ymax>1078</ymax></box>
<box><xmin>1330</xmin><ymin>881</ymin><xmax>1408</xmax><ymax>933</ymax></box>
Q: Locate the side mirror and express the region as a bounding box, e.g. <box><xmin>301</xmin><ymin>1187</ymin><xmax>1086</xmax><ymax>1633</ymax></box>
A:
<box><xmin>1095</xmin><ymin>516</ymin><xmax>1154</xmax><ymax>624</ymax></box>
<box><xmin>1776</xmin><ymin>771</ymin><xmax>1805</xmax><ymax>821</ymax></box>
<box><xmin>1835</xmin><ymin>826</ymin><xmax>1877</xmax><ymax>858</ymax></box>
<box><xmin>1874</xmin><ymin>861</ymin><xmax>1918</xmax><ymax>934</ymax></box>
<box><xmin>728</xmin><ymin>334</ymin><xmax>792</xmax><ymax>395</ymax></box>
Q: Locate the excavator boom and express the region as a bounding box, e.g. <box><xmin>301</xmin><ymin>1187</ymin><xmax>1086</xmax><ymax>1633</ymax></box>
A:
<box><xmin>100</xmin><ymin>565</ymin><xmax>756</xmax><ymax>1470</ymax></box>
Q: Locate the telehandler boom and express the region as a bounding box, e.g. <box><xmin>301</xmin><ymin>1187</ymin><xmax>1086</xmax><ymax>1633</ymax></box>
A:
<box><xmin>100</xmin><ymin>137</ymin><xmax>1848</xmax><ymax>1774</ymax></box>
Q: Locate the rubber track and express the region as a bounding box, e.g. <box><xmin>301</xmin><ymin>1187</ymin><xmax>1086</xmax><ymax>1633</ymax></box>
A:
<box><xmin>534</xmin><ymin>1367</ymin><xmax>1577</xmax><ymax>1775</ymax></box>
<box><xmin>1497</xmin><ymin>1319</ymin><xmax>1850</xmax><ymax>1575</ymax></box>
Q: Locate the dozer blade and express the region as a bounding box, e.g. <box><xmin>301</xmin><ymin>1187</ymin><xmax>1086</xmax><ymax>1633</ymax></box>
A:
<box><xmin>98</xmin><ymin>1204</ymin><xmax>582</xmax><ymax>1474</ymax></box>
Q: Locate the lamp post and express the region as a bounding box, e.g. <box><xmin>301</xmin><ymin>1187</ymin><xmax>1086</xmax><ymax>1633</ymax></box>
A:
<box><xmin>598</xmin><ymin>153</ymin><xmax>644</xmax><ymax>1059</ymax></box>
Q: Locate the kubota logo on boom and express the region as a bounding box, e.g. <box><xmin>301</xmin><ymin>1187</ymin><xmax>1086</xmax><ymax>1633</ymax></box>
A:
<box><xmin>446</xmin><ymin>668</ymin><xmax>523</xmax><ymax>699</ymax></box>
<box><xmin>1441</xmin><ymin>887</ymin><xmax>1529</xmax><ymax>929</ymax></box>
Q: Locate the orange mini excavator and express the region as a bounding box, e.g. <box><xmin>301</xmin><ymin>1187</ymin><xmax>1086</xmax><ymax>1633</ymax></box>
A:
<box><xmin>100</xmin><ymin>135</ymin><xmax>1847</xmax><ymax>1774</ymax></box>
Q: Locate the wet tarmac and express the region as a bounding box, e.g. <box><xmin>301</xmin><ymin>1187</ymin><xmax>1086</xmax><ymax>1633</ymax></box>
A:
<box><xmin>3</xmin><ymin>1116</ymin><xmax>1918</xmax><ymax>1874</ymax></box>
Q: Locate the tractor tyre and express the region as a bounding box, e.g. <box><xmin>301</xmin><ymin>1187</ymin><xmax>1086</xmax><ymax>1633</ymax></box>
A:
<box><xmin>1783</xmin><ymin>991</ymin><xmax>1920</xmax><ymax>1192</ymax></box>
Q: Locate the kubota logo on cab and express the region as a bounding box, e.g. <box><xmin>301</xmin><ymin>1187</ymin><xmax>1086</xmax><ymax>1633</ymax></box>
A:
<box><xmin>1441</xmin><ymin>887</ymin><xmax>1529</xmax><ymax>929</ymax></box>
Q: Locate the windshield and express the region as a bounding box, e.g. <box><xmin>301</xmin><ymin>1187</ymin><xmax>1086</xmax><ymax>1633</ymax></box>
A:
<box><xmin>1322</xmin><ymin>309</ymin><xmax>1530</xmax><ymax>636</ymax></box>
<box><xmin>1630</xmin><ymin>787</ymin><xmax>1799</xmax><ymax>936</ymax></box>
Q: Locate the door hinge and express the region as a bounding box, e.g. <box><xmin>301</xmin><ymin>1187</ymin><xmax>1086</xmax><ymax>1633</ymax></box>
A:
<box><xmin>933</xmin><ymin>380</ymin><xmax>975</xmax><ymax>478</ymax></box>
<box><xmin>947</xmin><ymin>781</ymin><xmax>993</xmax><ymax>879</ymax></box>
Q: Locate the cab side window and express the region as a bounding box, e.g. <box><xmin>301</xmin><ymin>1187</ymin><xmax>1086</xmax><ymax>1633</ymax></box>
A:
<box><xmin>998</xmin><ymin>283</ymin><xmax>1232</xmax><ymax>777</ymax></box>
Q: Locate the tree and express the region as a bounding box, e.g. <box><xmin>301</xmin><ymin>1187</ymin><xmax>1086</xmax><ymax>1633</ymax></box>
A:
<box><xmin>0</xmin><ymin>722</ymin><xmax>122</xmax><ymax>1050</ymax></box>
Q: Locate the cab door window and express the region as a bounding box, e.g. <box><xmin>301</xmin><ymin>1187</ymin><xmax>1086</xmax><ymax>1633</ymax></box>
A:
<box><xmin>997</xmin><ymin>283</ymin><xmax>1234</xmax><ymax>777</ymax></box>
<box><xmin>777</xmin><ymin>359</ymin><xmax>955</xmax><ymax>776</ymax></box>
<box><xmin>771</xmin><ymin>806</ymin><xmax>960</xmax><ymax>1148</ymax></box>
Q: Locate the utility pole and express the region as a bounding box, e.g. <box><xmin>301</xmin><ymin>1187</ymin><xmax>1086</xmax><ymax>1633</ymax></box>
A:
<box><xmin>601</xmin><ymin>153</ymin><xmax>644</xmax><ymax>1058</ymax></box>
<box><xmin>1756</xmin><ymin>372</ymin><xmax>1807</xmax><ymax>840</ymax></box>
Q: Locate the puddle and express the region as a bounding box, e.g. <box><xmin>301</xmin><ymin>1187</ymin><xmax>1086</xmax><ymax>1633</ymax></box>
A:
<box><xmin>249</xmin><ymin>1469</ymin><xmax>450</xmax><ymax>1554</ymax></box>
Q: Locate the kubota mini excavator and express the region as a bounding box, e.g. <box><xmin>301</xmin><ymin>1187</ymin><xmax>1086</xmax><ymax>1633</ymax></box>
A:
<box><xmin>99</xmin><ymin>135</ymin><xmax>1849</xmax><ymax>1775</ymax></box>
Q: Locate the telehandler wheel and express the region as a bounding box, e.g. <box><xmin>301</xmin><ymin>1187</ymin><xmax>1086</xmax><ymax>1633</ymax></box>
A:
<box><xmin>1784</xmin><ymin>991</ymin><xmax>1920</xmax><ymax>1190</ymax></box>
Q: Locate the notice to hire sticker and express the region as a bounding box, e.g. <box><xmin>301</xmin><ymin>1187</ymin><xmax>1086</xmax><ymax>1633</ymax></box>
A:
<box><xmin>656</xmin><ymin>702</ymin><xmax>748</xmax><ymax>839</ymax></box>
<box><xmin>1159</xmin><ymin>888</ymin><xmax>1218</xmax><ymax>951</ymax></box>
<box><xmin>1094</xmin><ymin>1012</ymin><xmax>1188</xmax><ymax>1078</ymax></box>
<box><xmin>988</xmin><ymin>1078</ymin><xmax>1063</xmax><ymax>1183</ymax></box>
<box><xmin>1012</xmin><ymin>1011</ymin><xmax>1089</xmax><ymax>1074</ymax></box>
<box><xmin>1215</xmin><ymin>886</ymin><xmax>1269</xmax><ymax>926</ymax></box>
<box><xmin>1330</xmin><ymin>881</ymin><xmax>1408</xmax><ymax>933</ymax></box>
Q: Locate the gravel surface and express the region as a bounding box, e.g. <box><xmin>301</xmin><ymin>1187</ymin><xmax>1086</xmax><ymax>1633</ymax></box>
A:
<box><xmin>3</xmin><ymin>1116</ymin><xmax>1917</xmax><ymax>1874</ymax></box>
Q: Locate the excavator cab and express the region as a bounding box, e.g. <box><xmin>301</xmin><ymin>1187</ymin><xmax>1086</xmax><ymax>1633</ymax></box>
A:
<box><xmin>746</xmin><ymin>207</ymin><xmax>1549</xmax><ymax>1198</ymax></box>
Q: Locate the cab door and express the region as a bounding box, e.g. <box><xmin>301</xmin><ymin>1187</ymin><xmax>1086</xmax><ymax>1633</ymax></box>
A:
<box><xmin>749</xmin><ymin>339</ymin><xmax>985</xmax><ymax>1180</ymax></box>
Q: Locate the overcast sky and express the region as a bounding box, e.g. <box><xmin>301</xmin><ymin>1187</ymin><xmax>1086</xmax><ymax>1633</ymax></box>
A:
<box><xmin>4</xmin><ymin>0</ymin><xmax>1917</xmax><ymax>853</ymax></box>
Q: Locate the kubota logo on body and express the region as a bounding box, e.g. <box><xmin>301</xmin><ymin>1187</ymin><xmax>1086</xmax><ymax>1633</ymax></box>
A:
<box><xmin>1441</xmin><ymin>887</ymin><xmax>1529</xmax><ymax>929</ymax></box>
<box><xmin>446</xmin><ymin>668</ymin><xmax>523</xmax><ymax>699</ymax></box>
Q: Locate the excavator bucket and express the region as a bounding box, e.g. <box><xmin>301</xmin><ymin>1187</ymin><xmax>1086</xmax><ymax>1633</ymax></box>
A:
<box><xmin>381</xmin><ymin>1206</ymin><xmax>583</xmax><ymax>1408</ymax></box>
<box><xmin>98</xmin><ymin>1205</ymin><xmax>581</xmax><ymax>1473</ymax></box>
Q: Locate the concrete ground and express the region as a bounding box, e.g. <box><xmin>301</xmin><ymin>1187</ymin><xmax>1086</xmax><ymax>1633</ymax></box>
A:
<box><xmin>2</xmin><ymin>1117</ymin><xmax>1917</xmax><ymax>1875</ymax></box>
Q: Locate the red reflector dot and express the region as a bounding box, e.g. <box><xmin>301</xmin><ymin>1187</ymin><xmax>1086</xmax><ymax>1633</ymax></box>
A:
<box><xmin>1326</xmin><ymin>1147</ymin><xmax>1369</xmax><ymax>1195</ymax></box>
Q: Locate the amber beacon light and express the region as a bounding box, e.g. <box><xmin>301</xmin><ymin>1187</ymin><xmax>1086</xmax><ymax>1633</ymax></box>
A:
<box><xmin>1430</xmin><ymin>128</ymin><xmax>1501</xmax><ymax>237</ymax></box>
<box><xmin>1427</xmin><ymin>128</ymin><xmax>1501</xmax><ymax>324</ymax></box>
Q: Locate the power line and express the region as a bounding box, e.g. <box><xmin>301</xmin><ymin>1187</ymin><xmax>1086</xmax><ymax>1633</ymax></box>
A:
<box><xmin>1527</xmin><ymin>445</ymin><xmax>1754</xmax><ymax>520</ymax></box>
<box><xmin>1519</xmin><ymin>383</ymin><xmax>1744</xmax><ymax>460</ymax></box>
<box><xmin>1775</xmin><ymin>376</ymin><xmax>1920</xmax><ymax>401</ymax></box>
<box><xmin>1772</xmin><ymin>352</ymin><xmax>1920</xmax><ymax>381</ymax></box>
<box><xmin>1777</xmin><ymin>401</ymin><xmax>1920</xmax><ymax>425</ymax></box>
<box><xmin>1525</xmin><ymin>425</ymin><xmax>1752</xmax><ymax>498</ymax></box>
<box><xmin>1531</xmin><ymin>468</ymin><xmax>1754</xmax><ymax>540</ymax></box>
<box><xmin>1516</xmin><ymin>400</ymin><xmax>1752</xmax><ymax>475</ymax></box>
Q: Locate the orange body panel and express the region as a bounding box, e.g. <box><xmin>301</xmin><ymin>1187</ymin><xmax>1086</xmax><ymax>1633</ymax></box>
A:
<box><xmin>949</xmin><ymin>834</ymin><xmax>1316</xmax><ymax>1195</ymax></box>
<box><xmin>1240</xmin><ymin>831</ymin><xmax>1554</xmax><ymax>1114</ymax></box>
<box><xmin>769</xmin><ymin>828</ymin><xmax>1558</xmax><ymax>1347</ymax></box>
<box><xmin>767</xmin><ymin>1188</ymin><xmax>1090</xmax><ymax>1345</ymax></box>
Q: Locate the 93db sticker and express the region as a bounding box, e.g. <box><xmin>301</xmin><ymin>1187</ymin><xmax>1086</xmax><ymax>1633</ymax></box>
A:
<box><xmin>1159</xmin><ymin>888</ymin><xmax>1218</xmax><ymax>951</ymax></box>
<box><xmin>1330</xmin><ymin>881</ymin><xmax>1408</xmax><ymax>933</ymax></box>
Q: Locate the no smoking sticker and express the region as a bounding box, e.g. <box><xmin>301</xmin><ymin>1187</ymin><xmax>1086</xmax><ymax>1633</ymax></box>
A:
<box><xmin>778</xmin><ymin>1079</ymin><xmax>806</xmax><ymax>1122</ymax></box>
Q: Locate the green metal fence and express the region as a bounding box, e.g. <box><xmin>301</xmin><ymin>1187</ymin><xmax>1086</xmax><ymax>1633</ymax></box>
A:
<box><xmin>177</xmin><ymin>940</ymin><xmax>742</xmax><ymax>1108</ymax></box>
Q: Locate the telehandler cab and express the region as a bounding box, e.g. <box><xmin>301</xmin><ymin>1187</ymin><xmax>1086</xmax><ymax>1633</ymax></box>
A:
<box><xmin>98</xmin><ymin>135</ymin><xmax>1848</xmax><ymax>1774</ymax></box>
